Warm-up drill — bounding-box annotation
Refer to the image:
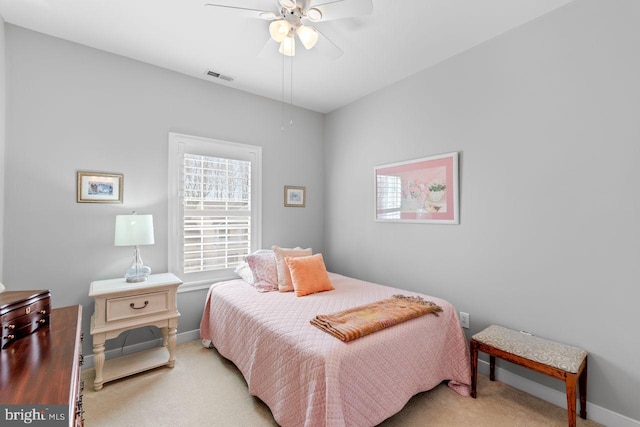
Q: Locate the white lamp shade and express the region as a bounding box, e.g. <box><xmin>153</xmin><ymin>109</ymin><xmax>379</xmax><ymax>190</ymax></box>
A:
<box><xmin>114</xmin><ymin>214</ymin><xmax>155</xmax><ymax>246</ymax></box>
<box><xmin>296</xmin><ymin>25</ymin><xmax>318</xmax><ymax>50</ymax></box>
<box><xmin>269</xmin><ymin>20</ymin><xmax>290</xmax><ymax>43</ymax></box>
<box><xmin>279</xmin><ymin>36</ymin><xmax>295</xmax><ymax>56</ymax></box>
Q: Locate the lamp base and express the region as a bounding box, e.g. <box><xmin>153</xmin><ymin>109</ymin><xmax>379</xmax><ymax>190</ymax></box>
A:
<box><xmin>124</xmin><ymin>265</ymin><xmax>151</xmax><ymax>283</ymax></box>
<box><xmin>124</xmin><ymin>247</ymin><xmax>152</xmax><ymax>283</ymax></box>
<box><xmin>126</xmin><ymin>277</ymin><xmax>148</xmax><ymax>283</ymax></box>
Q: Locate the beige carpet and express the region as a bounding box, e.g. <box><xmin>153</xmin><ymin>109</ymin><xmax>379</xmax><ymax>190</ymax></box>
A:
<box><xmin>82</xmin><ymin>340</ymin><xmax>602</xmax><ymax>427</ymax></box>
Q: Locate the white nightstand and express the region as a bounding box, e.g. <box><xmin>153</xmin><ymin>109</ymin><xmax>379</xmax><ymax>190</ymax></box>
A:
<box><xmin>89</xmin><ymin>273</ymin><xmax>182</xmax><ymax>391</ymax></box>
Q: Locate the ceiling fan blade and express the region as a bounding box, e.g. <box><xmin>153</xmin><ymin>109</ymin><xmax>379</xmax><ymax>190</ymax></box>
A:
<box><xmin>279</xmin><ymin>0</ymin><xmax>298</xmax><ymax>8</ymax></box>
<box><xmin>312</xmin><ymin>29</ymin><xmax>343</xmax><ymax>60</ymax></box>
<box><xmin>311</xmin><ymin>0</ymin><xmax>372</xmax><ymax>22</ymax></box>
<box><xmin>205</xmin><ymin>3</ymin><xmax>278</xmax><ymax>20</ymax></box>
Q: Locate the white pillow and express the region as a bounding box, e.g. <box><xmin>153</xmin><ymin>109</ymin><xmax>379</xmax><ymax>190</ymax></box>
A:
<box><xmin>272</xmin><ymin>246</ymin><xmax>312</xmax><ymax>292</ymax></box>
<box><xmin>234</xmin><ymin>263</ymin><xmax>255</xmax><ymax>285</ymax></box>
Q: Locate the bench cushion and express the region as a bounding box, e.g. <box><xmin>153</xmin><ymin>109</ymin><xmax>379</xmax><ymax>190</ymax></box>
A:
<box><xmin>472</xmin><ymin>325</ymin><xmax>587</xmax><ymax>373</ymax></box>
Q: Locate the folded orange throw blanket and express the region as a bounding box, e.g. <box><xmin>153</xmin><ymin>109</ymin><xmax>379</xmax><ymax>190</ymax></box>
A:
<box><xmin>310</xmin><ymin>295</ymin><xmax>443</xmax><ymax>342</ymax></box>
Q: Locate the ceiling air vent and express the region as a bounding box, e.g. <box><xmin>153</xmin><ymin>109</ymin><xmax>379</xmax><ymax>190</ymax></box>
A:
<box><xmin>206</xmin><ymin>70</ymin><xmax>234</xmax><ymax>82</ymax></box>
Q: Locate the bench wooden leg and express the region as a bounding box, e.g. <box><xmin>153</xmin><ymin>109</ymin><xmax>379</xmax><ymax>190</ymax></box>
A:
<box><xmin>579</xmin><ymin>357</ymin><xmax>588</xmax><ymax>419</ymax></box>
<box><xmin>566</xmin><ymin>374</ymin><xmax>577</xmax><ymax>427</ymax></box>
<box><xmin>490</xmin><ymin>355</ymin><xmax>496</xmax><ymax>381</ymax></box>
<box><xmin>470</xmin><ymin>340</ymin><xmax>478</xmax><ymax>398</ymax></box>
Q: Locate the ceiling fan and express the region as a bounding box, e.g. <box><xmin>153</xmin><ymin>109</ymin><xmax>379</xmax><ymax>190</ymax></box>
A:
<box><xmin>205</xmin><ymin>0</ymin><xmax>373</xmax><ymax>58</ymax></box>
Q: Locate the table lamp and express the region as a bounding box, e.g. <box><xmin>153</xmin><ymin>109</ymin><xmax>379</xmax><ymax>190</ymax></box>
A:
<box><xmin>114</xmin><ymin>212</ymin><xmax>155</xmax><ymax>283</ymax></box>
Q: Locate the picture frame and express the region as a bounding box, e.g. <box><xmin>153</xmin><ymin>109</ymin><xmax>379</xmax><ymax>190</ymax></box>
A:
<box><xmin>284</xmin><ymin>186</ymin><xmax>306</xmax><ymax>207</ymax></box>
<box><xmin>76</xmin><ymin>171</ymin><xmax>124</xmax><ymax>203</ymax></box>
<box><xmin>375</xmin><ymin>152</ymin><xmax>459</xmax><ymax>224</ymax></box>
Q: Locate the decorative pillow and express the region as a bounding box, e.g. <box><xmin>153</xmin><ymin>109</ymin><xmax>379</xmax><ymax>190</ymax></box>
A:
<box><xmin>272</xmin><ymin>246</ymin><xmax>312</xmax><ymax>292</ymax></box>
<box><xmin>246</xmin><ymin>250</ymin><xmax>278</xmax><ymax>291</ymax></box>
<box><xmin>234</xmin><ymin>263</ymin><xmax>255</xmax><ymax>285</ymax></box>
<box><xmin>285</xmin><ymin>253</ymin><xmax>334</xmax><ymax>297</ymax></box>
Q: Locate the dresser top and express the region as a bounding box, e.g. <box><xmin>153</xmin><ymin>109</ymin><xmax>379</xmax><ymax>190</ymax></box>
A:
<box><xmin>89</xmin><ymin>273</ymin><xmax>182</xmax><ymax>297</ymax></box>
<box><xmin>0</xmin><ymin>305</ymin><xmax>82</xmax><ymax>404</ymax></box>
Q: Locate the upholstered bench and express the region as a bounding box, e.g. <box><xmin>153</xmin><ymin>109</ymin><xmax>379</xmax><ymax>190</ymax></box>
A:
<box><xmin>470</xmin><ymin>325</ymin><xmax>588</xmax><ymax>427</ymax></box>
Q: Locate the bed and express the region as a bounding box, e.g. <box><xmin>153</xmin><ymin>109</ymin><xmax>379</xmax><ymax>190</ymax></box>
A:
<box><xmin>200</xmin><ymin>272</ymin><xmax>471</xmax><ymax>427</ymax></box>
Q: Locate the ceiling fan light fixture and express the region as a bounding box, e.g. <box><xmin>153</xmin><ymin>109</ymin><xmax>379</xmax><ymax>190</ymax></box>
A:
<box><xmin>296</xmin><ymin>25</ymin><xmax>318</xmax><ymax>50</ymax></box>
<box><xmin>306</xmin><ymin>8</ymin><xmax>322</xmax><ymax>22</ymax></box>
<box><xmin>279</xmin><ymin>36</ymin><xmax>295</xmax><ymax>56</ymax></box>
<box><xmin>269</xmin><ymin>20</ymin><xmax>290</xmax><ymax>43</ymax></box>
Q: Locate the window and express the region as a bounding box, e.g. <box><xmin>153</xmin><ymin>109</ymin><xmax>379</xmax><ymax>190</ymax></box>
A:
<box><xmin>169</xmin><ymin>133</ymin><xmax>262</xmax><ymax>289</ymax></box>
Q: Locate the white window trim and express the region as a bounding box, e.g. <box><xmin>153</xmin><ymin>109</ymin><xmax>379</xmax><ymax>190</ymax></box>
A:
<box><xmin>168</xmin><ymin>132</ymin><xmax>262</xmax><ymax>293</ymax></box>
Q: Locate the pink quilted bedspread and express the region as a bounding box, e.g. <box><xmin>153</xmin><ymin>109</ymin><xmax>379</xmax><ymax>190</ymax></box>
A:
<box><xmin>200</xmin><ymin>273</ymin><xmax>471</xmax><ymax>427</ymax></box>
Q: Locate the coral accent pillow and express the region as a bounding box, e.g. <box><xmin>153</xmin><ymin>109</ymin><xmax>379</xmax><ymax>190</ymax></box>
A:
<box><xmin>246</xmin><ymin>250</ymin><xmax>278</xmax><ymax>292</ymax></box>
<box><xmin>285</xmin><ymin>253</ymin><xmax>334</xmax><ymax>297</ymax></box>
<box><xmin>272</xmin><ymin>246</ymin><xmax>312</xmax><ymax>292</ymax></box>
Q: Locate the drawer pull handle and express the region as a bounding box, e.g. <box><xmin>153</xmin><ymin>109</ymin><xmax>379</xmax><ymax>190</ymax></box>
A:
<box><xmin>130</xmin><ymin>301</ymin><xmax>149</xmax><ymax>310</ymax></box>
<box><xmin>5</xmin><ymin>324</ymin><xmax>15</xmax><ymax>330</ymax></box>
<box><xmin>38</xmin><ymin>318</ymin><xmax>47</xmax><ymax>324</ymax></box>
<box><xmin>39</xmin><ymin>309</ymin><xmax>47</xmax><ymax>315</ymax></box>
<box><xmin>5</xmin><ymin>334</ymin><xmax>15</xmax><ymax>340</ymax></box>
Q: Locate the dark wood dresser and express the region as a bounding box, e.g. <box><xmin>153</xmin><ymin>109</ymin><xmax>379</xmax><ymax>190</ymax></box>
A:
<box><xmin>0</xmin><ymin>305</ymin><xmax>84</xmax><ymax>426</ymax></box>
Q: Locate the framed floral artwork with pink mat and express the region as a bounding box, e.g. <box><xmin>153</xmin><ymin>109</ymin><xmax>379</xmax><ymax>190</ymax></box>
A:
<box><xmin>375</xmin><ymin>152</ymin><xmax>459</xmax><ymax>224</ymax></box>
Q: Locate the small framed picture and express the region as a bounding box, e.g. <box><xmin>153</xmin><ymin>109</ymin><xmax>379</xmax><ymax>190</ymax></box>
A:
<box><xmin>284</xmin><ymin>186</ymin><xmax>306</xmax><ymax>207</ymax></box>
<box><xmin>76</xmin><ymin>171</ymin><xmax>124</xmax><ymax>203</ymax></box>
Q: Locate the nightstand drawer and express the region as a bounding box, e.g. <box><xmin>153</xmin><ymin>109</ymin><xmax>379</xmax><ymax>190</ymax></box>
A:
<box><xmin>106</xmin><ymin>291</ymin><xmax>169</xmax><ymax>322</ymax></box>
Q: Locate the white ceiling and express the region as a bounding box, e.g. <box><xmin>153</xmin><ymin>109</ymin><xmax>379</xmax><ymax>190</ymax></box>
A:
<box><xmin>0</xmin><ymin>0</ymin><xmax>575</xmax><ymax>113</ymax></box>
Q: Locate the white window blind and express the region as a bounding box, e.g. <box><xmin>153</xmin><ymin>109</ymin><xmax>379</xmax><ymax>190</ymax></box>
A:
<box><xmin>168</xmin><ymin>133</ymin><xmax>262</xmax><ymax>290</ymax></box>
<box><xmin>183</xmin><ymin>154</ymin><xmax>251</xmax><ymax>273</ymax></box>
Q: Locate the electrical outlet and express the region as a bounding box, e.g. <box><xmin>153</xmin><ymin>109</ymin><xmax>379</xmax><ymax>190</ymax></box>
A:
<box><xmin>459</xmin><ymin>312</ymin><xmax>470</xmax><ymax>329</ymax></box>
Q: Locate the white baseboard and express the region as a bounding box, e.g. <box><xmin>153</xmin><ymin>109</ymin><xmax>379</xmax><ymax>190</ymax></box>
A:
<box><xmin>478</xmin><ymin>359</ymin><xmax>639</xmax><ymax>427</ymax></box>
<box><xmin>82</xmin><ymin>329</ymin><xmax>201</xmax><ymax>370</ymax></box>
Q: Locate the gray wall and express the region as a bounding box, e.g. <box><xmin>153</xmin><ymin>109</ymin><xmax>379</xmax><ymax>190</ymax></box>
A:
<box><xmin>325</xmin><ymin>0</ymin><xmax>639</xmax><ymax>421</ymax></box>
<box><xmin>3</xmin><ymin>25</ymin><xmax>325</xmax><ymax>355</ymax></box>
<box><xmin>0</xmin><ymin>17</ymin><xmax>5</xmax><ymax>280</ymax></box>
<box><xmin>3</xmin><ymin>0</ymin><xmax>640</xmax><ymax>422</ymax></box>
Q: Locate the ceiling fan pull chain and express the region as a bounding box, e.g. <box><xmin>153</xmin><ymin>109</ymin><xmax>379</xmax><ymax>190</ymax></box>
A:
<box><xmin>290</xmin><ymin>54</ymin><xmax>294</xmax><ymax>127</ymax></box>
<box><xmin>281</xmin><ymin>48</ymin><xmax>286</xmax><ymax>132</ymax></box>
